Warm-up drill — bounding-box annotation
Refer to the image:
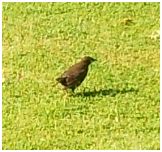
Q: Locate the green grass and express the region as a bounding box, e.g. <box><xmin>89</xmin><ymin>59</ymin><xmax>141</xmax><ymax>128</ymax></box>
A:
<box><xmin>2</xmin><ymin>2</ymin><xmax>160</xmax><ymax>150</ymax></box>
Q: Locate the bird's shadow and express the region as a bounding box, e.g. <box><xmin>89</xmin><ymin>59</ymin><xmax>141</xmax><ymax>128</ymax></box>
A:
<box><xmin>74</xmin><ymin>87</ymin><xmax>138</xmax><ymax>97</ymax></box>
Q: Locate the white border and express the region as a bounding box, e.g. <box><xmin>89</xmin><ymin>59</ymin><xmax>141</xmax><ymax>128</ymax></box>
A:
<box><xmin>0</xmin><ymin>1</ymin><xmax>2</xmax><ymax>151</ymax></box>
<box><xmin>1</xmin><ymin>0</ymin><xmax>161</xmax><ymax>2</ymax></box>
<box><xmin>0</xmin><ymin>0</ymin><xmax>161</xmax><ymax>151</ymax></box>
<box><xmin>160</xmin><ymin>1</ymin><xmax>161</xmax><ymax>151</ymax></box>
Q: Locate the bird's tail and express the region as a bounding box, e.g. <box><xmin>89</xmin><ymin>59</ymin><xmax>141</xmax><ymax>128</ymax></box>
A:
<box><xmin>56</xmin><ymin>77</ymin><xmax>62</xmax><ymax>82</ymax></box>
<box><xmin>52</xmin><ymin>77</ymin><xmax>62</xmax><ymax>87</ymax></box>
<box><xmin>56</xmin><ymin>77</ymin><xmax>66</xmax><ymax>84</ymax></box>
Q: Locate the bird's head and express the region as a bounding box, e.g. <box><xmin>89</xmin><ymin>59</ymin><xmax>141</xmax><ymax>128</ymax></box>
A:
<box><xmin>82</xmin><ymin>56</ymin><xmax>97</xmax><ymax>65</ymax></box>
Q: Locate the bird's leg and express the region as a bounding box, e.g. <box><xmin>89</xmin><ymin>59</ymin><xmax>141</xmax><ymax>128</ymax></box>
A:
<box><xmin>62</xmin><ymin>87</ymin><xmax>70</xmax><ymax>101</ymax></box>
<box><xmin>63</xmin><ymin>87</ymin><xmax>74</xmax><ymax>96</ymax></box>
<box><xmin>67</xmin><ymin>88</ymin><xmax>74</xmax><ymax>96</ymax></box>
<box><xmin>63</xmin><ymin>87</ymin><xmax>69</xmax><ymax>94</ymax></box>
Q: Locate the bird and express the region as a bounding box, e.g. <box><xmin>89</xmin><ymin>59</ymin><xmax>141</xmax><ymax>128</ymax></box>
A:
<box><xmin>56</xmin><ymin>56</ymin><xmax>96</xmax><ymax>92</ymax></box>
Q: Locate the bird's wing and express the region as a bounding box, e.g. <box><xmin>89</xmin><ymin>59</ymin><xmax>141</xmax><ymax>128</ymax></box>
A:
<box><xmin>64</xmin><ymin>68</ymin><xmax>87</xmax><ymax>86</ymax></box>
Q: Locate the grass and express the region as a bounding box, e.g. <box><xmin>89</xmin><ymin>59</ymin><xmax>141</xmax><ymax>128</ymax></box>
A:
<box><xmin>2</xmin><ymin>2</ymin><xmax>160</xmax><ymax>150</ymax></box>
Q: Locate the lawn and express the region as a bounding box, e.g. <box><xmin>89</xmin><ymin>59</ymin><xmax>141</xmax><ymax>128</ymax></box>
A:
<box><xmin>2</xmin><ymin>2</ymin><xmax>160</xmax><ymax>150</ymax></box>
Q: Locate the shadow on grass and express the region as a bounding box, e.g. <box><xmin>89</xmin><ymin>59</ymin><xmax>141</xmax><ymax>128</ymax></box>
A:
<box><xmin>75</xmin><ymin>87</ymin><xmax>138</xmax><ymax>97</ymax></box>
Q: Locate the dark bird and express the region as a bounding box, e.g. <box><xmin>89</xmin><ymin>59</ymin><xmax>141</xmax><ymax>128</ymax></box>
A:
<box><xmin>56</xmin><ymin>56</ymin><xmax>96</xmax><ymax>92</ymax></box>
